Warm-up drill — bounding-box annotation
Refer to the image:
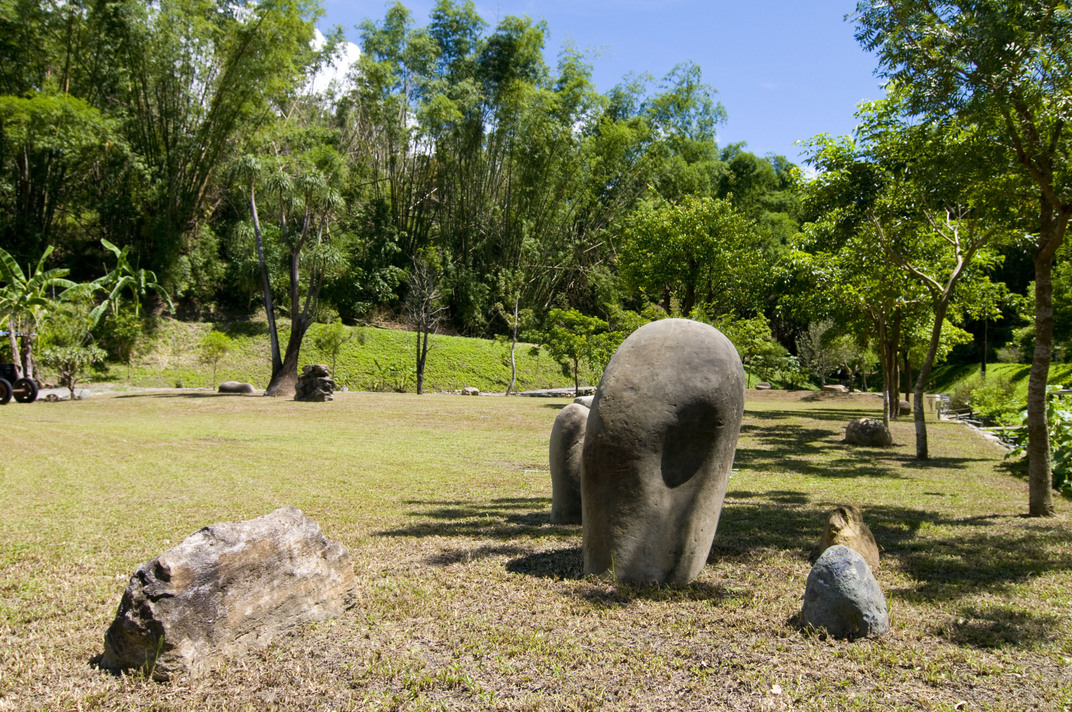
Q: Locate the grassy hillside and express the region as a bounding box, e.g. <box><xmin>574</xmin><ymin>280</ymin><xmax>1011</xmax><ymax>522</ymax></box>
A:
<box><xmin>930</xmin><ymin>361</ymin><xmax>1072</xmax><ymax>401</ymax></box>
<box><xmin>95</xmin><ymin>318</ymin><xmax>580</xmax><ymax>393</ymax></box>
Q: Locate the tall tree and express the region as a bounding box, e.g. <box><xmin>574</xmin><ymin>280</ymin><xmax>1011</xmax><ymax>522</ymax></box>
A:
<box><xmin>100</xmin><ymin>0</ymin><xmax>319</xmax><ymax>289</ymax></box>
<box><xmin>236</xmin><ymin>115</ymin><xmax>347</xmax><ymax>396</ymax></box>
<box><xmin>855</xmin><ymin>0</ymin><xmax>1072</xmax><ymax>515</ymax></box>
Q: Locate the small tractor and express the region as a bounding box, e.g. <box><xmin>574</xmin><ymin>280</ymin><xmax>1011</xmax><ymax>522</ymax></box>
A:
<box><xmin>0</xmin><ymin>331</ymin><xmax>40</xmax><ymax>404</ymax></box>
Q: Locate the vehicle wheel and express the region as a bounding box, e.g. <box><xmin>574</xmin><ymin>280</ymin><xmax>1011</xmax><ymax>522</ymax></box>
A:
<box><xmin>12</xmin><ymin>377</ymin><xmax>38</xmax><ymax>403</ymax></box>
<box><xmin>0</xmin><ymin>378</ymin><xmax>11</xmax><ymax>405</ymax></box>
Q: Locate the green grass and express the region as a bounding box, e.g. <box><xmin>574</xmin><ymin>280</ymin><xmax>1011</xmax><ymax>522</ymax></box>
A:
<box><xmin>0</xmin><ymin>390</ymin><xmax>1069</xmax><ymax>710</ymax></box>
<box><xmin>92</xmin><ymin>318</ymin><xmax>578</xmax><ymax>393</ymax></box>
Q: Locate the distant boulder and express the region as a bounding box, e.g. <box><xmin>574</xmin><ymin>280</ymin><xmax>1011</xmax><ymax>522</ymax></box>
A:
<box><xmin>845</xmin><ymin>418</ymin><xmax>892</xmax><ymax>447</ymax></box>
<box><xmin>218</xmin><ymin>381</ymin><xmax>255</xmax><ymax>394</ymax></box>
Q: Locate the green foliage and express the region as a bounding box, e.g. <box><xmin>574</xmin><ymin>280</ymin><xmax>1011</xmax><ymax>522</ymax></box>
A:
<box><xmin>38</xmin><ymin>296</ymin><xmax>106</xmax><ymax>398</ymax></box>
<box><xmin>198</xmin><ymin>331</ymin><xmax>234</xmax><ymax>386</ymax></box>
<box><xmin>312</xmin><ymin>320</ymin><xmax>355</xmax><ymax>377</ymax></box>
<box><xmin>39</xmin><ymin>344</ymin><xmax>106</xmax><ymax>398</ymax></box>
<box><xmin>709</xmin><ymin>313</ymin><xmax>790</xmax><ymax>386</ymax></box>
<box><xmin>93</xmin><ymin>239</ymin><xmax>173</xmax><ymax>322</ymax></box>
<box><xmin>1009</xmin><ymin>386</ymin><xmax>1072</xmax><ymax>497</ymax></box>
<box><xmin>968</xmin><ymin>375</ymin><xmax>1022</xmax><ymax>427</ymax></box>
<box><xmin>619</xmin><ymin>195</ymin><xmax>762</xmax><ymax>318</ymax></box>
<box><xmin>95</xmin><ymin>308</ymin><xmax>143</xmax><ymax>374</ymax></box>
<box><xmin>536</xmin><ymin>308</ymin><xmax>608</xmax><ymax>394</ymax></box>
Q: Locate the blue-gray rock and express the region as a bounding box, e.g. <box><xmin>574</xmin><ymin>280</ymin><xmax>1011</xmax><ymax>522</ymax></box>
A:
<box><xmin>802</xmin><ymin>545</ymin><xmax>889</xmax><ymax>639</ymax></box>
<box><xmin>582</xmin><ymin>319</ymin><xmax>745</xmax><ymax>585</ymax></box>
<box><xmin>549</xmin><ymin>403</ymin><xmax>589</xmax><ymax>524</ymax></box>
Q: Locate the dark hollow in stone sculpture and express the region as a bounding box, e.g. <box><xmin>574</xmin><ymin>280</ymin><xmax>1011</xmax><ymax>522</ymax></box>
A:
<box><xmin>582</xmin><ymin>318</ymin><xmax>745</xmax><ymax>585</ymax></box>
<box><xmin>100</xmin><ymin>506</ymin><xmax>354</xmax><ymax>680</ymax></box>
<box><xmin>295</xmin><ymin>364</ymin><xmax>336</xmax><ymax>402</ymax></box>
<box><xmin>549</xmin><ymin>403</ymin><xmax>589</xmax><ymax>524</ymax></box>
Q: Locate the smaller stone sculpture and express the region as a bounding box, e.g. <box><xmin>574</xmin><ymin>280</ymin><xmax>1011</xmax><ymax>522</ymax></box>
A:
<box><xmin>573</xmin><ymin>395</ymin><xmax>594</xmax><ymax>408</ymax></box>
<box><xmin>462</xmin><ymin>386</ymin><xmax>480</xmax><ymax>396</ymax></box>
<box><xmin>822</xmin><ymin>384</ymin><xmax>849</xmax><ymax>393</ymax></box>
<box><xmin>100</xmin><ymin>506</ymin><xmax>354</xmax><ymax>680</ymax></box>
<box><xmin>549</xmin><ymin>403</ymin><xmax>589</xmax><ymax>524</ymax></box>
<box><xmin>801</xmin><ymin>545</ymin><xmax>889</xmax><ymax>639</ymax></box>
<box><xmin>218</xmin><ymin>381</ymin><xmax>255</xmax><ymax>394</ymax></box>
<box><xmin>845</xmin><ymin>418</ymin><xmax>892</xmax><ymax>447</ymax></box>
<box><xmin>295</xmin><ymin>364</ymin><xmax>336</xmax><ymax>402</ymax></box>
<box><xmin>814</xmin><ymin>505</ymin><xmax>880</xmax><ymax>570</ymax></box>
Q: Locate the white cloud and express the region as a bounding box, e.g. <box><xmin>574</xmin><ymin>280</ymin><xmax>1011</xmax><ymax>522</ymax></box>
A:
<box><xmin>309</xmin><ymin>29</ymin><xmax>361</xmax><ymax>96</ymax></box>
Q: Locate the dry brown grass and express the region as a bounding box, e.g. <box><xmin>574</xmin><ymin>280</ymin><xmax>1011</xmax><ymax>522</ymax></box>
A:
<box><xmin>0</xmin><ymin>389</ymin><xmax>1069</xmax><ymax>711</ymax></box>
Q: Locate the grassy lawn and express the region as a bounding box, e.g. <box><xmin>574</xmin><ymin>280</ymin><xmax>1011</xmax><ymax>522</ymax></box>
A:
<box><xmin>1</xmin><ymin>390</ymin><xmax>1070</xmax><ymax>711</ymax></box>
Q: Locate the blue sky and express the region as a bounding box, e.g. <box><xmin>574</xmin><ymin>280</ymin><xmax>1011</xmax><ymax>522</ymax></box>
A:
<box><xmin>318</xmin><ymin>1</ymin><xmax>886</xmax><ymax>165</ymax></box>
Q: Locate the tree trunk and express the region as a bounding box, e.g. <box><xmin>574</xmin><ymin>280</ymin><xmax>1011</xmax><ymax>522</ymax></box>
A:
<box><xmin>913</xmin><ymin>300</ymin><xmax>951</xmax><ymax>461</ymax></box>
<box><xmin>7</xmin><ymin>323</ymin><xmax>23</xmax><ymax>380</ymax></box>
<box><xmin>266</xmin><ymin>320</ymin><xmax>310</xmax><ymax>397</ymax></box>
<box><xmin>573</xmin><ymin>355</ymin><xmax>580</xmax><ymax>398</ymax></box>
<box><xmin>250</xmin><ymin>184</ymin><xmax>282</xmax><ymax>378</ymax></box>
<box><xmin>506</xmin><ymin>296</ymin><xmax>518</xmax><ymax>396</ymax></box>
<box><xmin>903</xmin><ymin>350</ymin><xmax>912</xmax><ymax>405</ymax></box>
<box><xmin>415</xmin><ymin>327</ymin><xmax>429</xmax><ymax>395</ymax></box>
<box><xmin>1027</xmin><ymin>240</ymin><xmax>1057</xmax><ymax>516</ymax></box>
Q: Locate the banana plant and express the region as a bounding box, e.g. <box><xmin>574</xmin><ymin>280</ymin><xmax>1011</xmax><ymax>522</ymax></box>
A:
<box><xmin>91</xmin><ymin>239</ymin><xmax>174</xmax><ymax>323</ymax></box>
<box><xmin>0</xmin><ymin>246</ymin><xmax>76</xmax><ymax>380</ymax></box>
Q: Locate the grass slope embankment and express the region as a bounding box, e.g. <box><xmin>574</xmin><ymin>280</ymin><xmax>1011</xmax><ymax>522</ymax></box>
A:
<box><xmin>930</xmin><ymin>362</ymin><xmax>1072</xmax><ymax>402</ymax></box>
<box><xmin>101</xmin><ymin>318</ymin><xmax>577</xmax><ymax>393</ymax></box>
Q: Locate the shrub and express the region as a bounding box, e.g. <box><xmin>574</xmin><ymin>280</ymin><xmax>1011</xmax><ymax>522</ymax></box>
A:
<box><xmin>968</xmin><ymin>375</ymin><xmax>1022</xmax><ymax>426</ymax></box>
<box><xmin>1009</xmin><ymin>385</ymin><xmax>1072</xmax><ymax>497</ymax></box>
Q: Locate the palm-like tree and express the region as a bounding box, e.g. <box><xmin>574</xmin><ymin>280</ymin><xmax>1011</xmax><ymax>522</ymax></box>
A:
<box><xmin>0</xmin><ymin>246</ymin><xmax>76</xmax><ymax>380</ymax></box>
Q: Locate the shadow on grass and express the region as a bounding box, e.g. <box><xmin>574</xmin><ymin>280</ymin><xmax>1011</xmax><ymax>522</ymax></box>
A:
<box><xmin>376</xmin><ymin>497</ymin><xmax>568</xmax><ymax>542</ymax></box>
<box><xmin>944</xmin><ymin>605</ymin><xmax>1063</xmax><ymax>649</ymax></box>
<box><xmin>579</xmin><ymin>580</ymin><xmax>746</xmax><ymax>608</ymax></box>
<box><xmin>506</xmin><ymin>547</ymin><xmax>583</xmax><ymax>579</ymax></box>
<box><xmin>114</xmin><ymin>392</ymin><xmax>252</xmax><ymax>399</ymax></box>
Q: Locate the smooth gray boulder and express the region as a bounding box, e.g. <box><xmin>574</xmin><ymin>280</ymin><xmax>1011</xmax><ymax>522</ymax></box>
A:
<box><xmin>582</xmin><ymin>318</ymin><xmax>745</xmax><ymax>585</ymax></box>
<box><xmin>573</xmin><ymin>395</ymin><xmax>594</xmax><ymax>408</ymax></box>
<box><xmin>218</xmin><ymin>381</ymin><xmax>255</xmax><ymax>394</ymax></box>
<box><xmin>101</xmin><ymin>506</ymin><xmax>354</xmax><ymax>680</ymax></box>
<box><xmin>802</xmin><ymin>545</ymin><xmax>889</xmax><ymax>639</ymax></box>
<box><xmin>845</xmin><ymin>418</ymin><xmax>893</xmax><ymax>447</ymax></box>
<box><xmin>549</xmin><ymin>403</ymin><xmax>589</xmax><ymax>524</ymax></box>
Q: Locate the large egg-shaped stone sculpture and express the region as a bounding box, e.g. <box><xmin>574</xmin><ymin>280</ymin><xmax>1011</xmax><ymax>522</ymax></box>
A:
<box><xmin>582</xmin><ymin>318</ymin><xmax>745</xmax><ymax>584</ymax></box>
